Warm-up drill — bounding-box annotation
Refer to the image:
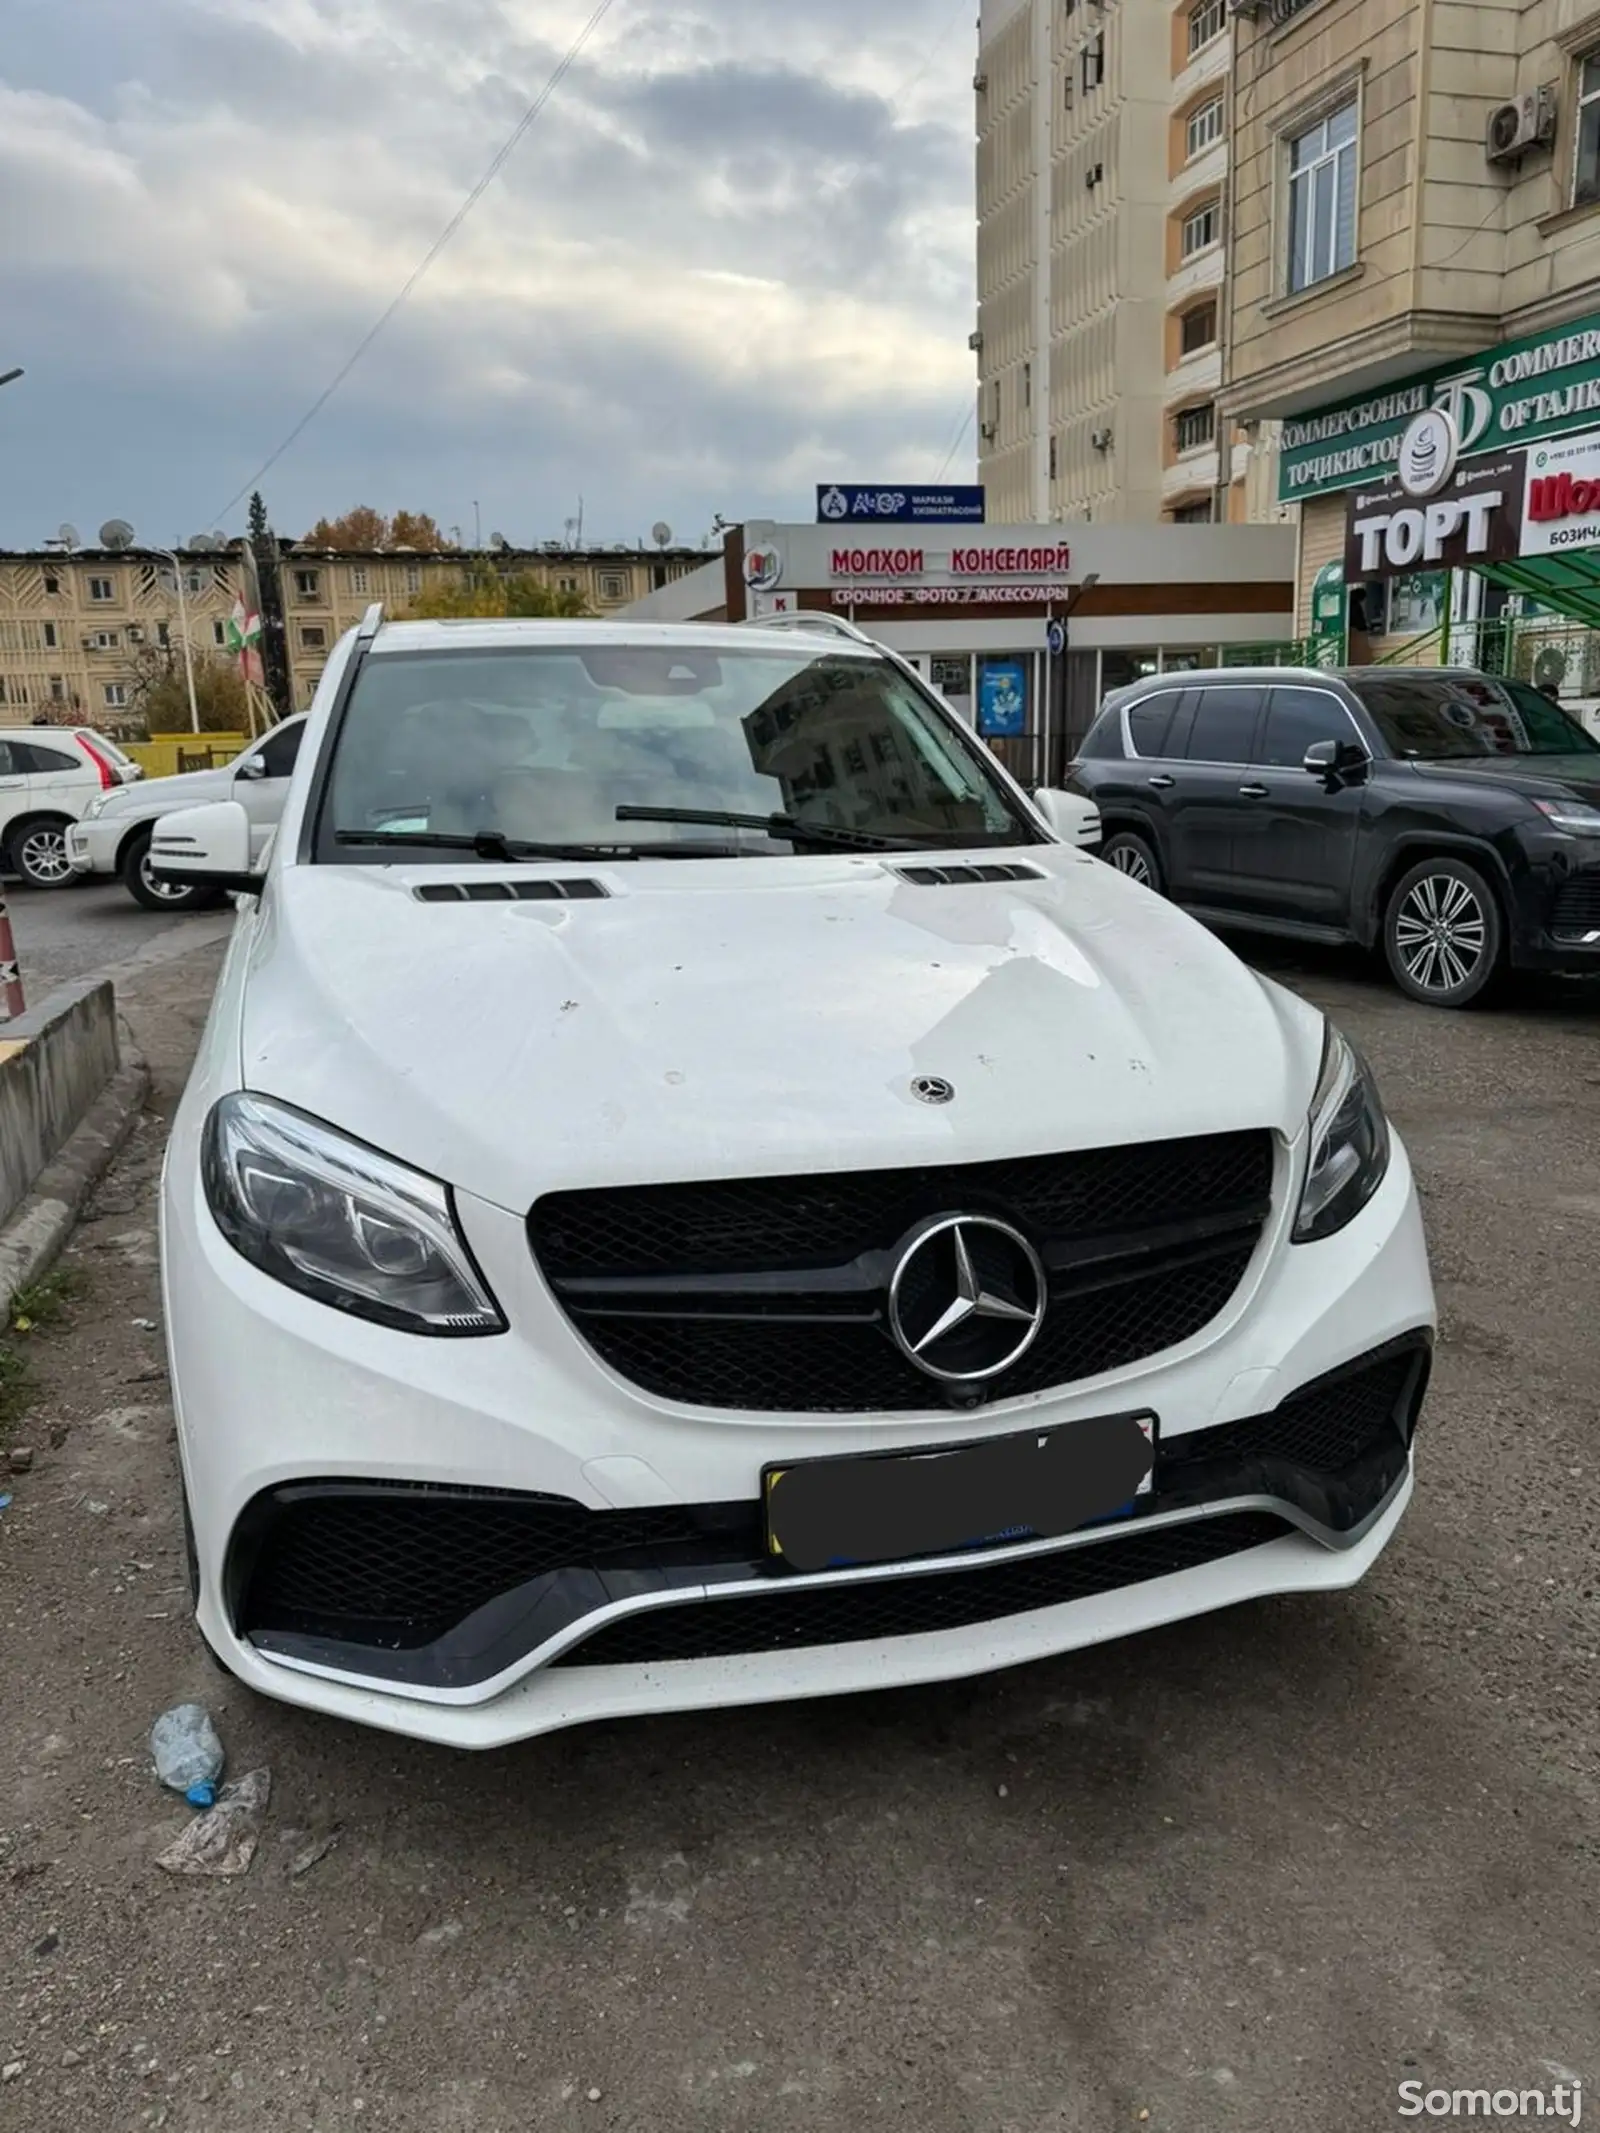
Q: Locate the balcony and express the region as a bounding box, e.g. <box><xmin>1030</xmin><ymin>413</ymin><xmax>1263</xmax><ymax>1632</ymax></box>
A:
<box><xmin>1163</xmin><ymin>447</ymin><xmax>1221</xmax><ymax>502</ymax></box>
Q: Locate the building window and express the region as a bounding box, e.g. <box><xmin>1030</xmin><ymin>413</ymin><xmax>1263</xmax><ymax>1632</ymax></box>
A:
<box><xmin>1180</xmin><ymin>300</ymin><xmax>1218</xmax><ymax>354</ymax></box>
<box><xmin>49</xmin><ymin>676</ymin><xmax>66</xmax><ymax>701</ymax></box>
<box><xmin>1181</xmin><ymin>199</ymin><xmax>1220</xmax><ymax>257</ymax></box>
<box><xmin>89</xmin><ymin>629</ymin><xmax>119</xmax><ymax>650</ymax></box>
<box><xmin>293</xmin><ymin>568</ymin><xmax>321</xmax><ymax>598</ymax></box>
<box><xmin>42</xmin><ymin>621</ymin><xmax>58</xmax><ymax>649</ymax></box>
<box><xmin>1024</xmin><ymin>360</ymin><xmax>1032</xmax><ymax>409</ymax></box>
<box><xmin>103</xmin><ymin>683</ymin><xmax>129</xmax><ymax>708</ymax></box>
<box><xmin>1574</xmin><ymin>52</ymin><xmax>1600</xmax><ymax>205</ymax></box>
<box><xmin>1288</xmin><ymin>99</ymin><xmax>1358</xmax><ymax>292</ymax></box>
<box><xmin>1081</xmin><ymin>32</ymin><xmax>1104</xmax><ymax>91</ymax></box>
<box><xmin>597</xmin><ymin>572</ymin><xmax>628</xmax><ymax>602</ymax></box>
<box><xmin>183</xmin><ymin>568</ymin><xmax>204</xmax><ymax>595</ymax></box>
<box><xmin>1173</xmin><ymin>498</ymin><xmax>1215</xmax><ymax>523</ymax></box>
<box><xmin>299</xmin><ymin>624</ymin><xmax>328</xmax><ymax>650</ymax></box>
<box><xmin>156</xmin><ymin>621</ymin><xmax>170</xmax><ymax>648</ymax></box>
<box><xmin>1186</xmin><ymin>97</ymin><xmax>1224</xmax><ymax>160</ymax></box>
<box><xmin>350</xmin><ymin>566</ymin><xmax>369</xmax><ymax>595</ymax></box>
<box><xmin>1049</xmin><ymin>435</ymin><xmax>1059</xmax><ymax>480</ymax></box>
<box><xmin>558</xmin><ymin>576</ymin><xmax>580</xmax><ymax>593</ymax></box>
<box><xmin>405</xmin><ymin>564</ymin><xmax>421</xmax><ymax>596</ymax></box>
<box><xmin>213</xmin><ymin>620</ymin><xmax>228</xmax><ymax>647</ymax></box>
<box><xmin>1188</xmin><ymin>0</ymin><xmax>1225</xmax><ymax>54</ymax></box>
<box><xmin>1175</xmin><ymin>402</ymin><xmax>1216</xmax><ymax>452</ymax></box>
<box><xmin>88</xmin><ymin>575</ymin><xmax>115</xmax><ymax>603</ymax></box>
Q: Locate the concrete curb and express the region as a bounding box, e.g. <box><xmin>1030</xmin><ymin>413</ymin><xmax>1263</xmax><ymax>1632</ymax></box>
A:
<box><xmin>0</xmin><ymin>1025</ymin><xmax>151</xmax><ymax>1304</ymax></box>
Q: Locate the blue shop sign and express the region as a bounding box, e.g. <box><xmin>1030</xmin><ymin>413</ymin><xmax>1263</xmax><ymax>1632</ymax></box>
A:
<box><xmin>978</xmin><ymin>660</ymin><xmax>1028</xmax><ymax>738</ymax></box>
<box><xmin>816</xmin><ymin>485</ymin><xmax>986</xmax><ymax>524</ymax></box>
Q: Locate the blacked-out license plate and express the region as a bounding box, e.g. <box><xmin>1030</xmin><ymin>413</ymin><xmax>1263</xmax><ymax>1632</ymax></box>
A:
<box><xmin>764</xmin><ymin>1413</ymin><xmax>1156</xmax><ymax>1575</ymax></box>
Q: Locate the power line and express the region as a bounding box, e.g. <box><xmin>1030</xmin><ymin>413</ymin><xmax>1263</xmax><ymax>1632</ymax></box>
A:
<box><xmin>212</xmin><ymin>0</ymin><xmax>620</xmax><ymax>523</ymax></box>
<box><xmin>936</xmin><ymin>397</ymin><xmax>976</xmax><ymax>479</ymax></box>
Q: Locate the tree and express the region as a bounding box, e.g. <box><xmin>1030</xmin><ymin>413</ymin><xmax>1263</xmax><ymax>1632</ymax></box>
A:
<box><xmin>301</xmin><ymin>507</ymin><xmax>455</xmax><ymax>552</ymax></box>
<box><xmin>248</xmin><ymin>492</ymin><xmax>293</xmax><ymax>719</ymax></box>
<box><xmin>403</xmin><ymin>567</ymin><xmax>592</xmax><ymax>620</ymax></box>
<box><xmin>124</xmin><ymin>646</ymin><xmax>252</xmax><ymax>735</ymax></box>
<box><xmin>247</xmin><ymin>490</ymin><xmax>269</xmax><ymax>542</ymax></box>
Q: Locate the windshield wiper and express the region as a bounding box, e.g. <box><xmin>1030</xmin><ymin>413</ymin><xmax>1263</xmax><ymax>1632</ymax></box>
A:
<box><xmin>616</xmin><ymin>806</ymin><xmax>973</xmax><ymax>852</ymax></box>
<box><xmin>334</xmin><ymin>827</ymin><xmax>745</xmax><ymax>862</ymax></box>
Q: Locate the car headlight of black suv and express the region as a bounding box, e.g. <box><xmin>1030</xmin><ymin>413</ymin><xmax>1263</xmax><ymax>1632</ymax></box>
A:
<box><xmin>1293</xmin><ymin>1025</ymin><xmax>1391</xmax><ymax>1244</ymax></box>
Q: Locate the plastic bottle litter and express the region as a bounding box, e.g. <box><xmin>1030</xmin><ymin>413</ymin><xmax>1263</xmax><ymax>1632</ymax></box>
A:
<box><xmin>150</xmin><ymin>1703</ymin><xmax>225</xmax><ymax>1809</ymax></box>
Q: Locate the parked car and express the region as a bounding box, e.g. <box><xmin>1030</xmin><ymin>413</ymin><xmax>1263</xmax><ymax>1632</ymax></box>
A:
<box><xmin>152</xmin><ymin>610</ymin><xmax>1433</xmax><ymax>1749</ymax></box>
<box><xmin>1070</xmin><ymin>666</ymin><xmax>1600</xmax><ymax>1007</ymax></box>
<box><xmin>0</xmin><ymin>725</ymin><xmax>142</xmax><ymax>889</ymax></box>
<box><xmin>67</xmin><ymin>715</ymin><xmax>306</xmax><ymax>910</ymax></box>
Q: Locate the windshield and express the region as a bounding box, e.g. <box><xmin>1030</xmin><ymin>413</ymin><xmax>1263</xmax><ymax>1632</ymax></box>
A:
<box><xmin>320</xmin><ymin>643</ymin><xmax>1037</xmax><ymax>858</ymax></box>
<box><xmin>1350</xmin><ymin>674</ymin><xmax>1600</xmax><ymax>760</ymax></box>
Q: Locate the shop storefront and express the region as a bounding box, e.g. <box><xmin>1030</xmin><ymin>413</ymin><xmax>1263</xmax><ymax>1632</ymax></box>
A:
<box><xmin>625</xmin><ymin>519</ymin><xmax>1297</xmax><ymax>785</ymax></box>
<box><xmin>1279</xmin><ymin>308</ymin><xmax>1600</xmax><ymax>715</ymax></box>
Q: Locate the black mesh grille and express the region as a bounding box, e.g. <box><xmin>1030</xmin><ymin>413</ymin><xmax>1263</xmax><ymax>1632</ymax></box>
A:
<box><xmin>553</xmin><ymin>1512</ymin><xmax>1290</xmax><ymax>1667</ymax></box>
<box><xmin>1550</xmin><ymin>871</ymin><xmax>1600</xmax><ymax>938</ymax></box>
<box><xmin>1163</xmin><ymin>1349</ymin><xmax>1418</xmax><ymax>1475</ymax></box>
<box><xmin>530</xmin><ymin>1133</ymin><xmax>1273</xmax><ymax>1412</ymax></box>
<box><xmin>533</xmin><ymin>1133</ymin><xmax>1272</xmax><ymax>1279</ymax></box>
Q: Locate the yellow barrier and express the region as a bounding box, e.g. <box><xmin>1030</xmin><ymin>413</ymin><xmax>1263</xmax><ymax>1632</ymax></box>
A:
<box><xmin>121</xmin><ymin>732</ymin><xmax>250</xmax><ymax>779</ymax></box>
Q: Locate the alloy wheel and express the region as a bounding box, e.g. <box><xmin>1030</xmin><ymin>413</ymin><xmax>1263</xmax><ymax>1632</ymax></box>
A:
<box><xmin>17</xmin><ymin>826</ymin><xmax>71</xmax><ymax>886</ymax></box>
<box><xmin>1392</xmin><ymin>872</ymin><xmax>1488</xmax><ymax>995</ymax></box>
<box><xmin>140</xmin><ymin>846</ymin><xmax>194</xmax><ymax>903</ymax></box>
<box><xmin>1108</xmin><ymin>842</ymin><xmax>1154</xmax><ymax>887</ymax></box>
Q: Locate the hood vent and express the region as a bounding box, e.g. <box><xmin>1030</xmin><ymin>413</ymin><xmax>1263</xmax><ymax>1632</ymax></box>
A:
<box><xmin>894</xmin><ymin>861</ymin><xmax>1046</xmax><ymax>888</ymax></box>
<box><xmin>413</xmin><ymin>878</ymin><xmax>609</xmax><ymax>904</ymax></box>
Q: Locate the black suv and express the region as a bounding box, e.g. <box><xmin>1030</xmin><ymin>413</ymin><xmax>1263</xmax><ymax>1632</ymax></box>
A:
<box><xmin>1069</xmin><ymin>666</ymin><xmax>1600</xmax><ymax>1007</ymax></box>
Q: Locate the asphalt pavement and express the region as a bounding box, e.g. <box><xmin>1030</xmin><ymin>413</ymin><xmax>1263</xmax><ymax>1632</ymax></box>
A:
<box><xmin>0</xmin><ymin>922</ymin><xmax>1596</xmax><ymax>2133</ymax></box>
<box><xmin>2</xmin><ymin>880</ymin><xmax>232</xmax><ymax>1005</ymax></box>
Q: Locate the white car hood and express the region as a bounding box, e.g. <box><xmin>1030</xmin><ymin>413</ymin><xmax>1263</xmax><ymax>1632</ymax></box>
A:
<box><xmin>236</xmin><ymin>852</ymin><xmax>1323</xmax><ymax>1210</ymax></box>
<box><xmin>106</xmin><ymin>761</ymin><xmax>235</xmax><ymax>819</ymax></box>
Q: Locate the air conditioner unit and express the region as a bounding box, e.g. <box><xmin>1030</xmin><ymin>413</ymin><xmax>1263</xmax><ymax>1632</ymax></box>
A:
<box><xmin>980</xmin><ymin>422</ymin><xmax>998</xmax><ymax>441</ymax></box>
<box><xmin>1486</xmin><ymin>87</ymin><xmax>1555</xmax><ymax>163</ymax></box>
<box><xmin>1091</xmin><ymin>427</ymin><xmax>1114</xmax><ymax>451</ymax></box>
<box><xmin>126</xmin><ymin>625</ymin><xmax>144</xmax><ymax>643</ymax></box>
<box><xmin>1229</xmin><ymin>0</ymin><xmax>1264</xmax><ymax>16</ymax></box>
<box><xmin>968</xmin><ymin>329</ymin><xmax>984</xmax><ymax>352</ymax></box>
<box><xmin>973</xmin><ymin>70</ymin><xmax>989</xmax><ymax>91</ymax></box>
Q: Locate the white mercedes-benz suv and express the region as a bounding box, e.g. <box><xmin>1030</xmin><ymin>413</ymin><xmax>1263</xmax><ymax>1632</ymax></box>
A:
<box><xmin>154</xmin><ymin>608</ymin><xmax>1434</xmax><ymax>1749</ymax></box>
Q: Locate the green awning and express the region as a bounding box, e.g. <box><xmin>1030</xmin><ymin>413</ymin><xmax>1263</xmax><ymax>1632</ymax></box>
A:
<box><xmin>1474</xmin><ymin>553</ymin><xmax>1600</xmax><ymax>629</ymax></box>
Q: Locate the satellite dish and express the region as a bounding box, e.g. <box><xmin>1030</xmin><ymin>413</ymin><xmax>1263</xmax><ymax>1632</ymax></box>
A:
<box><xmin>188</xmin><ymin>535</ymin><xmax>212</xmax><ymax>553</ymax></box>
<box><xmin>490</xmin><ymin>531</ymin><xmax>509</xmax><ymax>551</ymax></box>
<box><xmin>652</xmin><ymin>522</ymin><xmax>673</xmax><ymax>548</ymax></box>
<box><xmin>99</xmin><ymin>518</ymin><xmax>136</xmax><ymax>551</ymax></box>
<box><xmin>57</xmin><ymin>523</ymin><xmax>79</xmax><ymax>550</ymax></box>
<box><xmin>209</xmin><ymin>530</ymin><xmax>226</xmax><ymax>547</ymax></box>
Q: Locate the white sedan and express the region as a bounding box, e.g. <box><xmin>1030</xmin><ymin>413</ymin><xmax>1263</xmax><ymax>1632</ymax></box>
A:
<box><xmin>67</xmin><ymin>715</ymin><xmax>305</xmax><ymax>909</ymax></box>
<box><xmin>152</xmin><ymin>611</ymin><xmax>1435</xmax><ymax>1749</ymax></box>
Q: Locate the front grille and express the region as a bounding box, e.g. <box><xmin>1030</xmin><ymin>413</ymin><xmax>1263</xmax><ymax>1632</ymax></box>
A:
<box><xmin>553</xmin><ymin>1512</ymin><xmax>1291</xmax><ymax>1667</ymax></box>
<box><xmin>530</xmin><ymin>1132</ymin><xmax>1273</xmax><ymax>1411</ymax></box>
<box><xmin>1550</xmin><ymin>871</ymin><xmax>1600</xmax><ymax>939</ymax></box>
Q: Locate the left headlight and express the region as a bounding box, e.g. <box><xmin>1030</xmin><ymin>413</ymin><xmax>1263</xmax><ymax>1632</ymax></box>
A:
<box><xmin>80</xmin><ymin>792</ymin><xmax>117</xmax><ymax>823</ymax></box>
<box><xmin>1292</xmin><ymin>1023</ymin><xmax>1391</xmax><ymax>1245</ymax></box>
<box><xmin>201</xmin><ymin>1093</ymin><xmax>505</xmax><ymax>1335</ymax></box>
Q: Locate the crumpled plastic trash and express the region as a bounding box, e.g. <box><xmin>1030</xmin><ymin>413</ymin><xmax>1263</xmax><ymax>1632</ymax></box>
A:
<box><xmin>150</xmin><ymin>1702</ymin><xmax>224</xmax><ymax>1808</ymax></box>
<box><xmin>156</xmin><ymin>1768</ymin><xmax>271</xmax><ymax>1878</ymax></box>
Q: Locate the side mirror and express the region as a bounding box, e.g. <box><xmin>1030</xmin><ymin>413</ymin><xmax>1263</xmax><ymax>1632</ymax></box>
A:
<box><xmin>147</xmin><ymin>801</ymin><xmax>265</xmax><ymax>897</ymax></box>
<box><xmin>1303</xmin><ymin>738</ymin><xmax>1369</xmax><ymax>781</ymax></box>
<box><xmin>234</xmin><ymin>753</ymin><xmax>268</xmax><ymax>781</ymax></box>
<box><xmin>1033</xmin><ymin>787</ymin><xmax>1103</xmax><ymax>850</ymax></box>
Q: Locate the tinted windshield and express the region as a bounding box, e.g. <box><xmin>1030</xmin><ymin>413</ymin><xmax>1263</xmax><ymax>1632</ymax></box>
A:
<box><xmin>321</xmin><ymin>643</ymin><xmax>1036</xmax><ymax>857</ymax></box>
<box><xmin>1350</xmin><ymin>675</ymin><xmax>1600</xmax><ymax>760</ymax></box>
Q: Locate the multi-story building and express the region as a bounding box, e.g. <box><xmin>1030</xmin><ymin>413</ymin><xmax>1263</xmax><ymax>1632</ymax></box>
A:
<box><xmin>0</xmin><ymin>545</ymin><xmax>243</xmax><ymax>730</ymax></box>
<box><xmin>1220</xmin><ymin>0</ymin><xmax>1600</xmax><ymax>684</ymax></box>
<box><xmin>278</xmin><ymin>544</ymin><xmax>709</xmax><ymax>707</ymax></box>
<box><xmin>974</xmin><ymin>0</ymin><xmax>1254</xmax><ymax>524</ymax></box>
<box><xmin>0</xmin><ymin>542</ymin><xmax>711</xmax><ymax>727</ymax></box>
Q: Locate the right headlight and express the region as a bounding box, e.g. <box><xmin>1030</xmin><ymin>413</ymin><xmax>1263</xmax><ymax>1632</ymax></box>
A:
<box><xmin>1292</xmin><ymin>1023</ymin><xmax>1391</xmax><ymax>1244</ymax></box>
<box><xmin>201</xmin><ymin>1093</ymin><xmax>505</xmax><ymax>1335</ymax></box>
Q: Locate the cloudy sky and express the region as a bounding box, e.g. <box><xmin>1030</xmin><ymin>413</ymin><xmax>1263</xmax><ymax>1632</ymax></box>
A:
<box><xmin>2</xmin><ymin>0</ymin><xmax>978</xmax><ymax>553</ymax></box>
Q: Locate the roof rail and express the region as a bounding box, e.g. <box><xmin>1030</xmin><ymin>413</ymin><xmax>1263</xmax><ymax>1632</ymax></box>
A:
<box><xmin>356</xmin><ymin>601</ymin><xmax>385</xmax><ymax>641</ymax></box>
<box><xmin>738</xmin><ymin>610</ymin><xmax>877</xmax><ymax>647</ymax></box>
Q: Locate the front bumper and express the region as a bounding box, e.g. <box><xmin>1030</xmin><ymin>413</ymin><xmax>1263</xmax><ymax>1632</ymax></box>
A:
<box><xmin>163</xmin><ymin>1129</ymin><xmax>1435</xmax><ymax>1749</ymax></box>
<box><xmin>66</xmin><ymin>817</ymin><xmax>126</xmax><ymax>878</ymax></box>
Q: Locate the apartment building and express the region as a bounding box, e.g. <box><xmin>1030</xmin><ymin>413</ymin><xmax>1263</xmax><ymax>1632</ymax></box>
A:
<box><xmin>1221</xmin><ymin>0</ymin><xmax>1600</xmax><ymax>673</ymax></box>
<box><xmin>279</xmin><ymin>544</ymin><xmax>708</xmax><ymax>706</ymax></box>
<box><xmin>0</xmin><ymin>546</ymin><xmax>243</xmax><ymax>729</ymax></box>
<box><xmin>0</xmin><ymin>542</ymin><xmax>710</xmax><ymax>726</ymax></box>
<box><xmin>975</xmin><ymin>0</ymin><xmax>1253</xmax><ymax>524</ymax></box>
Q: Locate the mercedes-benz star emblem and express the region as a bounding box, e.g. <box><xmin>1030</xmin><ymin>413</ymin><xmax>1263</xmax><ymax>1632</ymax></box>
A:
<box><xmin>911</xmin><ymin>1075</ymin><xmax>955</xmax><ymax>1106</ymax></box>
<box><xmin>887</xmin><ymin>1215</ymin><xmax>1048</xmax><ymax>1384</ymax></box>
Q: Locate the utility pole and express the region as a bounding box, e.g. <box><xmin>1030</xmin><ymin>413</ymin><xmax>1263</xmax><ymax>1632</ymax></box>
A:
<box><xmin>155</xmin><ymin>550</ymin><xmax>202</xmax><ymax>731</ymax></box>
<box><xmin>473</xmin><ymin>499</ymin><xmax>482</xmax><ymax>550</ymax></box>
